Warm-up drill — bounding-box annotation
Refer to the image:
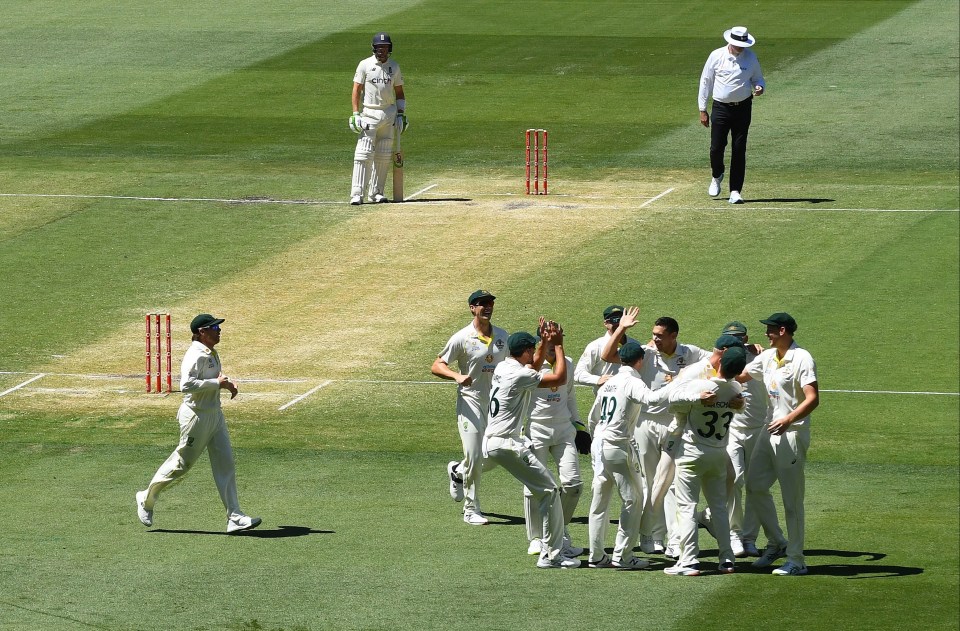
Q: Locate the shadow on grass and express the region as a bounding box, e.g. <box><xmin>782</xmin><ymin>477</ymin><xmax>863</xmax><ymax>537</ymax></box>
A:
<box><xmin>149</xmin><ymin>524</ymin><xmax>333</xmax><ymax>538</ymax></box>
<box><xmin>744</xmin><ymin>198</ymin><xmax>836</xmax><ymax>204</ymax></box>
<box><xmin>480</xmin><ymin>512</ymin><xmax>525</xmax><ymax>526</ymax></box>
<box><xmin>696</xmin><ymin>547</ymin><xmax>922</xmax><ymax>578</ymax></box>
<box><xmin>398</xmin><ymin>197</ymin><xmax>472</xmax><ymax>203</ymax></box>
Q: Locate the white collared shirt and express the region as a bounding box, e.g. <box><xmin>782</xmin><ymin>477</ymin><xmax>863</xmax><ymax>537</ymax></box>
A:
<box><xmin>353</xmin><ymin>55</ymin><xmax>403</xmax><ymax>110</ymax></box>
<box><xmin>745</xmin><ymin>342</ymin><xmax>818</xmax><ymax>428</ymax></box>
<box><xmin>438</xmin><ymin>323</ymin><xmax>509</xmax><ymax>404</ymax></box>
<box><xmin>699</xmin><ymin>46</ymin><xmax>765</xmax><ymax>110</ymax></box>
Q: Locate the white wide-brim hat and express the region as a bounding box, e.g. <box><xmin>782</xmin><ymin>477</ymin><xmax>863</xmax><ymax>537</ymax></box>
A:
<box><xmin>724</xmin><ymin>26</ymin><xmax>756</xmax><ymax>47</ymax></box>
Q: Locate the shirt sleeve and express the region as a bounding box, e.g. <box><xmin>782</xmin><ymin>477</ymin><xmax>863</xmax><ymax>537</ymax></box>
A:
<box><xmin>751</xmin><ymin>52</ymin><xmax>765</xmax><ymax>90</ymax></box>
<box><xmin>574</xmin><ymin>344</ymin><xmax>600</xmax><ymax>386</ymax></box>
<box><xmin>745</xmin><ymin>352</ymin><xmax>765</xmax><ymax>381</ymax></box>
<box><xmin>565</xmin><ymin>359</ymin><xmax>581</xmax><ymax>424</ymax></box>
<box><xmin>796</xmin><ymin>351</ymin><xmax>818</xmax><ymax>388</ymax></box>
<box><xmin>438</xmin><ymin>335</ymin><xmax>459</xmax><ymax>366</ymax></box>
<box><xmin>698</xmin><ymin>52</ymin><xmax>716</xmax><ymax>111</ymax></box>
<box><xmin>519</xmin><ymin>367</ymin><xmax>543</xmax><ymax>390</ymax></box>
<box><xmin>180</xmin><ymin>352</ymin><xmax>219</xmax><ymax>393</ymax></box>
<box><xmin>353</xmin><ymin>60</ymin><xmax>366</xmax><ymax>85</ymax></box>
<box><xmin>393</xmin><ymin>63</ymin><xmax>404</xmax><ymax>87</ymax></box>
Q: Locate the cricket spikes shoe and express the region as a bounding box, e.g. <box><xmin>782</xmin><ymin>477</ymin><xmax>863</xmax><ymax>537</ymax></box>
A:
<box><xmin>652</xmin><ymin>539</ymin><xmax>666</xmax><ymax>555</ymax></box>
<box><xmin>560</xmin><ymin>535</ymin><xmax>584</xmax><ymax>557</ymax></box>
<box><xmin>772</xmin><ymin>561</ymin><xmax>809</xmax><ymax>576</ymax></box>
<box><xmin>730</xmin><ymin>535</ymin><xmax>746</xmax><ymax>558</ymax></box>
<box><xmin>752</xmin><ymin>543</ymin><xmax>787</xmax><ymax>568</ymax></box>
<box><xmin>135</xmin><ymin>491</ymin><xmax>153</xmax><ymax>527</ymax></box>
<box><xmin>372</xmin><ymin>194</ymin><xmax>389</xmax><ymax>203</ymax></box>
<box><xmin>226</xmin><ymin>514</ymin><xmax>262</xmax><ymax>534</ymax></box>
<box><xmin>664</xmin><ymin>563</ymin><xmax>702</xmax><ymax>576</ymax></box>
<box><xmin>349</xmin><ymin>195</ymin><xmax>362</xmax><ymax>205</ymax></box>
<box><xmin>447</xmin><ymin>461</ymin><xmax>464</xmax><ymax>502</ymax></box>
<box><xmin>708</xmin><ymin>174</ymin><xmax>723</xmax><ymax>196</ymax></box>
<box><xmin>463</xmin><ymin>511</ymin><xmax>489</xmax><ymax>526</ymax></box>
<box><xmin>611</xmin><ymin>557</ymin><xmax>650</xmax><ymax>570</ymax></box>
<box><xmin>537</xmin><ymin>550</ymin><xmax>580</xmax><ymax>569</ymax></box>
<box><xmin>742</xmin><ymin>540</ymin><xmax>761</xmax><ymax>557</ymax></box>
<box><xmin>719</xmin><ymin>561</ymin><xmax>736</xmax><ymax>574</ymax></box>
<box><xmin>588</xmin><ymin>554</ymin><xmax>613</xmax><ymax>568</ymax></box>
<box><xmin>527</xmin><ymin>539</ymin><xmax>543</xmax><ymax>556</ymax></box>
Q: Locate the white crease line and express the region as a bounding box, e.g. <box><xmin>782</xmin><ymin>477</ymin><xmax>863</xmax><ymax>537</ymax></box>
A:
<box><xmin>0</xmin><ymin>373</ymin><xmax>46</xmax><ymax>398</ymax></box>
<box><xmin>0</xmin><ymin>193</ymin><xmax>346</xmax><ymax>205</ymax></box>
<box><xmin>278</xmin><ymin>379</ymin><xmax>334</xmax><ymax>411</ymax></box>
<box><xmin>404</xmin><ymin>184</ymin><xmax>437</xmax><ymax>201</ymax></box>
<box><xmin>639</xmin><ymin>187</ymin><xmax>675</xmax><ymax>208</ymax></box>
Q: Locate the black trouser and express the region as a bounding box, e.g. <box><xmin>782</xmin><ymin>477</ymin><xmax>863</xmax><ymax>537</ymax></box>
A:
<box><xmin>710</xmin><ymin>98</ymin><xmax>752</xmax><ymax>193</ymax></box>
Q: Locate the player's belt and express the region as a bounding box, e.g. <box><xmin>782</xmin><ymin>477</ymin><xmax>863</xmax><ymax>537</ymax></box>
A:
<box><xmin>718</xmin><ymin>96</ymin><xmax>753</xmax><ymax>106</ymax></box>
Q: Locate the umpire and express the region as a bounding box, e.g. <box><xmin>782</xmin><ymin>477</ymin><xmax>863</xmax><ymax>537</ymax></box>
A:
<box><xmin>698</xmin><ymin>26</ymin><xmax>766</xmax><ymax>204</ymax></box>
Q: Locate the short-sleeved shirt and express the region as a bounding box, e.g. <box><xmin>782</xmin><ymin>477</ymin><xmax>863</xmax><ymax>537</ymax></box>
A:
<box><xmin>669</xmin><ymin>377</ymin><xmax>743</xmax><ymax>449</ymax></box>
<box><xmin>732</xmin><ymin>347</ymin><xmax>768</xmax><ymax>430</ymax></box>
<box><xmin>574</xmin><ymin>333</ymin><xmax>640</xmax><ymax>394</ymax></box>
<box><xmin>485</xmin><ymin>357</ymin><xmax>542</xmax><ymax>439</ymax></box>
<box><xmin>589</xmin><ymin>366</ymin><xmax>665</xmax><ymax>445</ymax></box>
<box><xmin>353</xmin><ymin>55</ymin><xmax>403</xmax><ymax>110</ymax></box>
<box><xmin>438</xmin><ymin>323</ymin><xmax>509</xmax><ymax>406</ymax></box>
<box><xmin>180</xmin><ymin>341</ymin><xmax>224</xmax><ymax>413</ymax></box>
<box><xmin>639</xmin><ymin>343</ymin><xmax>711</xmax><ymax>420</ymax></box>
<box><xmin>745</xmin><ymin>343</ymin><xmax>818</xmax><ymax>428</ymax></box>
<box><xmin>529</xmin><ymin>356</ymin><xmax>579</xmax><ymax>428</ymax></box>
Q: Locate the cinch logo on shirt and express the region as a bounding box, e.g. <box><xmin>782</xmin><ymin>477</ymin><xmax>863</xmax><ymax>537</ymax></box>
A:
<box><xmin>371</xmin><ymin>76</ymin><xmax>393</xmax><ymax>86</ymax></box>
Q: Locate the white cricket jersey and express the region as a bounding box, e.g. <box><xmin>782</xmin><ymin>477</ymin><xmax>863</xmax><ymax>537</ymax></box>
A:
<box><xmin>179</xmin><ymin>341</ymin><xmax>225</xmax><ymax>413</ymax></box>
<box><xmin>589</xmin><ymin>366</ymin><xmax>665</xmax><ymax>445</ymax></box>
<box><xmin>732</xmin><ymin>348</ymin><xmax>768</xmax><ymax>430</ymax></box>
<box><xmin>438</xmin><ymin>323</ymin><xmax>509</xmax><ymax>406</ymax></box>
<box><xmin>745</xmin><ymin>343</ymin><xmax>818</xmax><ymax>428</ymax></box>
<box><xmin>529</xmin><ymin>356</ymin><xmax>579</xmax><ymax>428</ymax></box>
<box><xmin>639</xmin><ymin>342</ymin><xmax>711</xmax><ymax>420</ymax></box>
<box><xmin>485</xmin><ymin>357</ymin><xmax>542</xmax><ymax>439</ymax></box>
<box><xmin>574</xmin><ymin>333</ymin><xmax>640</xmax><ymax>393</ymax></box>
<box><xmin>698</xmin><ymin>46</ymin><xmax>765</xmax><ymax>109</ymax></box>
<box><xmin>669</xmin><ymin>377</ymin><xmax>743</xmax><ymax>449</ymax></box>
<box><xmin>353</xmin><ymin>55</ymin><xmax>403</xmax><ymax>110</ymax></box>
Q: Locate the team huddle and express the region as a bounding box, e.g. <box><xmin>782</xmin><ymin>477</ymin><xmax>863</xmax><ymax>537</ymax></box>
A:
<box><xmin>432</xmin><ymin>291</ymin><xmax>819</xmax><ymax>575</ymax></box>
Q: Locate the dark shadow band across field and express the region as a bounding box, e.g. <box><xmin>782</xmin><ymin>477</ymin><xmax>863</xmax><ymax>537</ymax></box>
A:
<box><xmin>149</xmin><ymin>524</ymin><xmax>333</xmax><ymax>538</ymax></box>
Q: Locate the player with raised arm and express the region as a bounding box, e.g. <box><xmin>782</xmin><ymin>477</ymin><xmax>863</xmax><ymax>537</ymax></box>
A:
<box><xmin>483</xmin><ymin>323</ymin><xmax>580</xmax><ymax>568</ymax></box>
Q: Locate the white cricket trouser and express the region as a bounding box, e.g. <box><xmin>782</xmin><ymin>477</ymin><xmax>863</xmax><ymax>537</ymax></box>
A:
<box><xmin>484</xmin><ymin>435</ymin><xmax>564</xmax><ymax>559</ymax></box>
<box><xmin>727</xmin><ymin>424</ymin><xmax>764</xmax><ymax>541</ymax></box>
<box><xmin>746</xmin><ymin>426</ymin><xmax>810</xmax><ymax>566</ymax></box>
<box><xmin>350</xmin><ymin>110</ymin><xmax>395</xmax><ymax>199</ymax></box>
<box><xmin>455</xmin><ymin>395</ymin><xmax>494</xmax><ymax>515</ymax></box>
<box><xmin>143</xmin><ymin>406</ymin><xmax>241</xmax><ymax>516</ymax></box>
<box><xmin>674</xmin><ymin>443</ymin><xmax>734</xmax><ymax>568</ymax></box>
<box><xmin>523</xmin><ymin>421</ymin><xmax>583</xmax><ymax>540</ymax></box>
<box><xmin>588</xmin><ymin>437</ymin><xmax>646</xmax><ymax>564</ymax></box>
<box><xmin>635</xmin><ymin>417</ymin><xmax>677</xmax><ymax>542</ymax></box>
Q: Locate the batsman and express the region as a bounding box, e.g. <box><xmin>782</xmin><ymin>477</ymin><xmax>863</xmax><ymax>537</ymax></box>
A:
<box><xmin>348</xmin><ymin>32</ymin><xmax>407</xmax><ymax>205</ymax></box>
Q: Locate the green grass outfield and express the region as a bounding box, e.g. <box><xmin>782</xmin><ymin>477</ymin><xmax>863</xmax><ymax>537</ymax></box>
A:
<box><xmin>0</xmin><ymin>1</ymin><xmax>957</xmax><ymax>629</ymax></box>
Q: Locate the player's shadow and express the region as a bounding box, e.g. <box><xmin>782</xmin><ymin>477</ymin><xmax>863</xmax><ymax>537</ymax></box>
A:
<box><xmin>743</xmin><ymin>198</ymin><xmax>835</xmax><ymax>203</ymax></box>
<box><xmin>480</xmin><ymin>512</ymin><xmax>526</xmax><ymax>526</ymax></box>
<box><xmin>149</xmin><ymin>525</ymin><xmax>333</xmax><ymax>538</ymax></box>
<box><xmin>696</xmin><ymin>547</ymin><xmax>922</xmax><ymax>578</ymax></box>
<box><xmin>398</xmin><ymin>197</ymin><xmax>471</xmax><ymax>203</ymax></box>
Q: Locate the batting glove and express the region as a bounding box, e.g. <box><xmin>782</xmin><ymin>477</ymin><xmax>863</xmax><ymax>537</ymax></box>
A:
<box><xmin>395</xmin><ymin>112</ymin><xmax>408</xmax><ymax>134</ymax></box>
<box><xmin>348</xmin><ymin>112</ymin><xmax>363</xmax><ymax>134</ymax></box>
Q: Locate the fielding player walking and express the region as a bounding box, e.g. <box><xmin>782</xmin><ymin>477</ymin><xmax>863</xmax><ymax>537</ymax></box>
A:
<box><xmin>483</xmin><ymin>326</ymin><xmax>579</xmax><ymax>568</ymax></box>
<box><xmin>699</xmin><ymin>26</ymin><xmax>765</xmax><ymax>204</ymax></box>
<box><xmin>136</xmin><ymin>314</ymin><xmax>261</xmax><ymax>533</ymax></box>
<box><xmin>431</xmin><ymin>290</ymin><xmax>508</xmax><ymax>525</ymax></box>
<box><xmin>740</xmin><ymin>313</ymin><xmax>819</xmax><ymax>575</ymax></box>
<box><xmin>348</xmin><ymin>32</ymin><xmax>407</xmax><ymax>204</ymax></box>
<box><xmin>663</xmin><ymin>347</ymin><xmax>748</xmax><ymax>576</ymax></box>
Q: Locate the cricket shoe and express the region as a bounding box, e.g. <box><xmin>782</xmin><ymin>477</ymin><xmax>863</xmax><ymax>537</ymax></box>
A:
<box><xmin>772</xmin><ymin>561</ymin><xmax>808</xmax><ymax>576</ymax></box>
<box><xmin>372</xmin><ymin>194</ymin><xmax>389</xmax><ymax>203</ymax></box>
<box><xmin>652</xmin><ymin>539</ymin><xmax>666</xmax><ymax>555</ymax></box>
<box><xmin>729</xmin><ymin>191</ymin><xmax>744</xmax><ymax>204</ymax></box>
<box><xmin>349</xmin><ymin>195</ymin><xmax>362</xmax><ymax>205</ymax></box>
<box><xmin>226</xmin><ymin>514</ymin><xmax>262</xmax><ymax>534</ymax></box>
<box><xmin>612</xmin><ymin>557</ymin><xmax>650</xmax><ymax>570</ymax></box>
<box><xmin>527</xmin><ymin>539</ymin><xmax>543</xmax><ymax>556</ymax></box>
<box><xmin>463</xmin><ymin>511</ymin><xmax>489</xmax><ymax>526</ymax></box>
<box><xmin>446</xmin><ymin>461</ymin><xmax>464</xmax><ymax>502</ymax></box>
<box><xmin>742</xmin><ymin>539</ymin><xmax>761</xmax><ymax>557</ymax></box>
<box><xmin>135</xmin><ymin>490</ymin><xmax>152</xmax><ymax>527</ymax></box>
<box><xmin>537</xmin><ymin>550</ymin><xmax>580</xmax><ymax>569</ymax></box>
<box><xmin>588</xmin><ymin>554</ymin><xmax>613</xmax><ymax>568</ymax></box>
<box><xmin>730</xmin><ymin>535</ymin><xmax>746</xmax><ymax>558</ymax></box>
<box><xmin>664</xmin><ymin>563</ymin><xmax>701</xmax><ymax>576</ymax></box>
<box><xmin>752</xmin><ymin>543</ymin><xmax>787</xmax><ymax>568</ymax></box>
<box><xmin>719</xmin><ymin>561</ymin><xmax>736</xmax><ymax>574</ymax></box>
<box><xmin>560</xmin><ymin>535</ymin><xmax>584</xmax><ymax>557</ymax></box>
<box><xmin>639</xmin><ymin>535</ymin><xmax>656</xmax><ymax>554</ymax></box>
<box><xmin>708</xmin><ymin>174</ymin><xmax>723</xmax><ymax>196</ymax></box>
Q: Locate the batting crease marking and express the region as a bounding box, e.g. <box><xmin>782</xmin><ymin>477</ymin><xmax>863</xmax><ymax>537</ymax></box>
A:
<box><xmin>278</xmin><ymin>379</ymin><xmax>334</xmax><ymax>411</ymax></box>
<box><xmin>0</xmin><ymin>373</ymin><xmax>46</xmax><ymax>398</ymax></box>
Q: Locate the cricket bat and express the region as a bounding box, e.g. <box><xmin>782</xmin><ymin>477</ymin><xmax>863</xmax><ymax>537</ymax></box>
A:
<box><xmin>392</xmin><ymin>131</ymin><xmax>404</xmax><ymax>202</ymax></box>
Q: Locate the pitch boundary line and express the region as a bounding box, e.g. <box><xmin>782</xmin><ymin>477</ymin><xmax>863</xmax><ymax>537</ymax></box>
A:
<box><xmin>278</xmin><ymin>380</ymin><xmax>333</xmax><ymax>411</ymax></box>
<box><xmin>0</xmin><ymin>373</ymin><xmax>46</xmax><ymax>398</ymax></box>
<box><xmin>1</xmin><ymin>371</ymin><xmax>957</xmax><ymax>398</ymax></box>
<box><xmin>639</xmin><ymin>187</ymin><xmax>675</xmax><ymax>208</ymax></box>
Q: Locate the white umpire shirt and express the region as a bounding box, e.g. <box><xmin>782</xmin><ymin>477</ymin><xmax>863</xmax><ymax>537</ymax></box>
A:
<box><xmin>698</xmin><ymin>46</ymin><xmax>765</xmax><ymax>109</ymax></box>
